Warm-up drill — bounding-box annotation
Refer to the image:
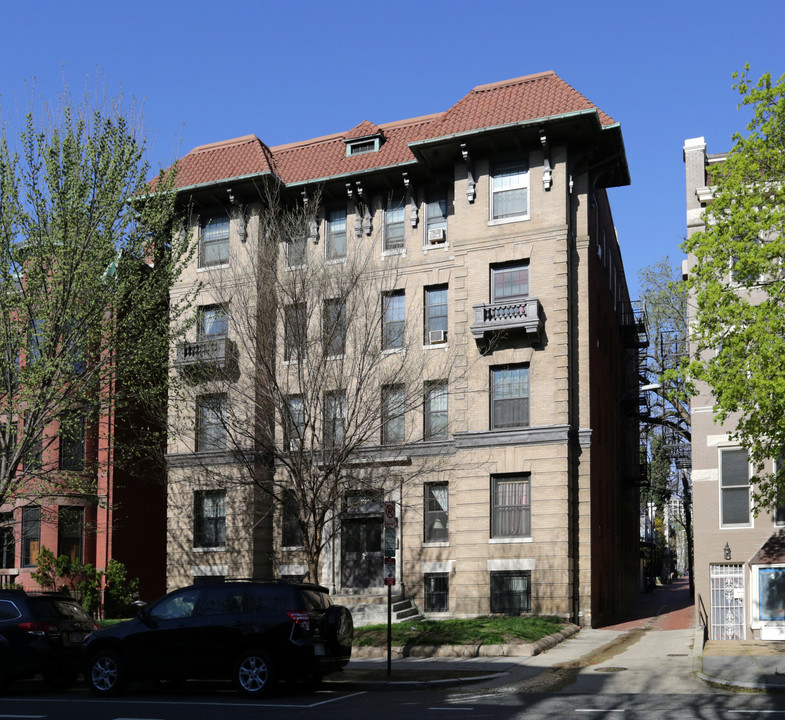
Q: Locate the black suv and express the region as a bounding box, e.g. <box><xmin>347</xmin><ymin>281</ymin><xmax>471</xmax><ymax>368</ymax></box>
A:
<box><xmin>0</xmin><ymin>590</ymin><xmax>96</xmax><ymax>691</ymax></box>
<box><xmin>82</xmin><ymin>579</ymin><xmax>353</xmax><ymax>697</ymax></box>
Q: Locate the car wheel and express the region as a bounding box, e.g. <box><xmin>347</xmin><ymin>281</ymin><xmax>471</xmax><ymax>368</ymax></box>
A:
<box><xmin>88</xmin><ymin>650</ymin><xmax>127</xmax><ymax>697</ymax></box>
<box><xmin>234</xmin><ymin>648</ymin><xmax>275</xmax><ymax>697</ymax></box>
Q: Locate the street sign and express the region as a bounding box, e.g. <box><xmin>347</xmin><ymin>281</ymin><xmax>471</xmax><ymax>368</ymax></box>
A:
<box><xmin>383</xmin><ymin>557</ymin><xmax>396</xmax><ymax>586</ymax></box>
<box><xmin>384</xmin><ymin>527</ymin><xmax>396</xmax><ymax>558</ymax></box>
<box><xmin>384</xmin><ymin>501</ymin><xmax>395</xmax><ymax>529</ymax></box>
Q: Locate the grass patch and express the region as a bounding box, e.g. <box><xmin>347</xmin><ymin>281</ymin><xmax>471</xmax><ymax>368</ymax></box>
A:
<box><xmin>353</xmin><ymin>615</ymin><xmax>567</xmax><ymax>647</ymax></box>
<box><xmin>96</xmin><ymin>618</ymin><xmax>132</xmax><ymax>629</ymax></box>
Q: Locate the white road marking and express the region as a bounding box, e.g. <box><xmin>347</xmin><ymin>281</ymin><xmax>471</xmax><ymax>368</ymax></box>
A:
<box><xmin>428</xmin><ymin>709</ymin><xmax>473</xmax><ymax>712</ymax></box>
<box><xmin>575</xmin><ymin>711</ymin><xmax>625</xmax><ymax>714</ymax></box>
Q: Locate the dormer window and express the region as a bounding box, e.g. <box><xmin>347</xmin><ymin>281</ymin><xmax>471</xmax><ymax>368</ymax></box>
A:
<box><xmin>346</xmin><ymin>137</ymin><xmax>380</xmax><ymax>156</ymax></box>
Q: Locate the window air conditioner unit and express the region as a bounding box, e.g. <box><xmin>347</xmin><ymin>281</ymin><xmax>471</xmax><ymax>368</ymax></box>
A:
<box><xmin>427</xmin><ymin>228</ymin><xmax>446</xmax><ymax>243</ymax></box>
<box><xmin>428</xmin><ymin>329</ymin><xmax>447</xmax><ymax>345</ymax></box>
<box><xmin>289</xmin><ymin>438</ymin><xmax>302</xmax><ymax>452</ymax></box>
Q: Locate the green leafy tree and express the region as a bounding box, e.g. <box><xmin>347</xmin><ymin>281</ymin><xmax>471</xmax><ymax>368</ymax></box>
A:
<box><xmin>0</xmin><ymin>89</ymin><xmax>194</xmax><ymax>508</ymax></box>
<box><xmin>683</xmin><ymin>68</ymin><xmax>785</xmax><ymax>509</ymax></box>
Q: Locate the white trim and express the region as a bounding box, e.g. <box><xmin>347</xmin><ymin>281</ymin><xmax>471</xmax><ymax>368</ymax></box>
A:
<box><xmin>486</xmin><ymin>558</ymin><xmax>535</xmax><ymax>571</ymax></box>
<box><xmin>190</xmin><ymin>564</ymin><xmax>228</xmax><ymax>576</ymax></box>
<box><xmin>421</xmin><ymin>561</ymin><xmax>453</xmax><ymax>574</ymax></box>
<box><xmin>488</xmin><ymin>537</ymin><xmax>533</xmax><ymax>544</ymax></box>
<box><xmin>718</xmin><ymin>446</ymin><xmax>753</xmax><ymax>529</ymax></box>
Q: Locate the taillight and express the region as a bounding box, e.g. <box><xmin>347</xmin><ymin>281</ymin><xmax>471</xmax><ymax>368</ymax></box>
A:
<box><xmin>287</xmin><ymin>611</ymin><xmax>310</xmax><ymax>631</ymax></box>
<box><xmin>19</xmin><ymin>621</ymin><xmax>59</xmax><ymax>635</ymax></box>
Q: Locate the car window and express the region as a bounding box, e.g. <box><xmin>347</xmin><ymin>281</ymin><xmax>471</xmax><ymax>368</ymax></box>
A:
<box><xmin>246</xmin><ymin>587</ymin><xmax>287</xmax><ymax>612</ymax></box>
<box><xmin>0</xmin><ymin>599</ymin><xmax>20</xmax><ymax>621</ymax></box>
<box><xmin>28</xmin><ymin>598</ymin><xmax>91</xmax><ymax>620</ymax></box>
<box><xmin>150</xmin><ymin>589</ymin><xmax>201</xmax><ymax>621</ymax></box>
<box><xmin>201</xmin><ymin>587</ymin><xmax>245</xmax><ymax>616</ymax></box>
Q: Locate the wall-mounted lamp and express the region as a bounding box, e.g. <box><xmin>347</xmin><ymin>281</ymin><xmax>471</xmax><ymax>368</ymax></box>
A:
<box><xmin>724</xmin><ymin>542</ymin><xmax>731</xmax><ymax>561</ymax></box>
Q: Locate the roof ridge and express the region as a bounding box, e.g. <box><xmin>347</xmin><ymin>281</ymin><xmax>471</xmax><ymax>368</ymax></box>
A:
<box><xmin>472</xmin><ymin>70</ymin><xmax>556</xmax><ymax>93</ymax></box>
<box><xmin>191</xmin><ymin>134</ymin><xmax>262</xmax><ymax>154</ymax></box>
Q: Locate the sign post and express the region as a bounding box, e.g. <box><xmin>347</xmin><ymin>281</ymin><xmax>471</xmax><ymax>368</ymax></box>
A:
<box><xmin>383</xmin><ymin>502</ymin><xmax>396</xmax><ymax>677</ymax></box>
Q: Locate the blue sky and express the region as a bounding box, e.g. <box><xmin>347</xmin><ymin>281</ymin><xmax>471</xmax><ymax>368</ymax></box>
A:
<box><xmin>1</xmin><ymin>0</ymin><xmax>782</xmax><ymax>298</ymax></box>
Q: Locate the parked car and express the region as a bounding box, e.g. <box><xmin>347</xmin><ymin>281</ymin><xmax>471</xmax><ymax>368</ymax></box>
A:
<box><xmin>82</xmin><ymin>579</ymin><xmax>353</xmax><ymax>697</ymax></box>
<box><xmin>0</xmin><ymin>589</ymin><xmax>97</xmax><ymax>691</ymax></box>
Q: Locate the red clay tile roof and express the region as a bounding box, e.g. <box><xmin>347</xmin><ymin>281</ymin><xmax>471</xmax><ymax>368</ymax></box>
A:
<box><xmin>170</xmin><ymin>71</ymin><xmax>616</xmax><ymax>190</ymax></box>
<box><xmin>172</xmin><ymin>135</ymin><xmax>276</xmax><ymax>189</ymax></box>
<box><xmin>345</xmin><ymin>120</ymin><xmax>384</xmax><ymax>140</ymax></box>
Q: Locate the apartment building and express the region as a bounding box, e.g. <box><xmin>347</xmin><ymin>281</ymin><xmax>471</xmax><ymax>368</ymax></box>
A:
<box><xmin>166</xmin><ymin>71</ymin><xmax>642</xmax><ymax>627</ymax></box>
<box><xmin>685</xmin><ymin>137</ymin><xmax>785</xmax><ymax>640</ymax></box>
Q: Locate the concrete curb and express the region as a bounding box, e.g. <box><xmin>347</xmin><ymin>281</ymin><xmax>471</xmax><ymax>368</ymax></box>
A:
<box><xmin>696</xmin><ymin>671</ymin><xmax>785</xmax><ymax>692</ymax></box>
<box><xmin>351</xmin><ymin>623</ymin><xmax>581</xmax><ymax>659</ymax></box>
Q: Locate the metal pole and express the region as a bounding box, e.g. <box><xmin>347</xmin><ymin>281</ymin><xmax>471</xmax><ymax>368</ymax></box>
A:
<box><xmin>387</xmin><ymin>583</ymin><xmax>392</xmax><ymax>677</ymax></box>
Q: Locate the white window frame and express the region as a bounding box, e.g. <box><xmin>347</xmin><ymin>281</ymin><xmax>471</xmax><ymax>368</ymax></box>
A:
<box><xmin>325</xmin><ymin>207</ymin><xmax>347</xmax><ymax>261</ymax></box>
<box><xmin>719</xmin><ymin>447</ymin><xmax>753</xmax><ymax>529</ymax></box>
<box><xmin>489</xmin><ymin>159</ymin><xmax>530</xmax><ymax>225</ymax></box>
<box><xmin>383</xmin><ymin>197</ymin><xmax>407</xmax><ymax>254</ymax></box>
<box><xmin>199</xmin><ymin>215</ymin><xmax>230</xmax><ymax>268</ymax></box>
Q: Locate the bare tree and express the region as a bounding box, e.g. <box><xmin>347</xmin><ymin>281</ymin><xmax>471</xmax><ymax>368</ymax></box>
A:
<box><xmin>172</xmin><ymin>185</ymin><xmax>467</xmax><ymax>586</ymax></box>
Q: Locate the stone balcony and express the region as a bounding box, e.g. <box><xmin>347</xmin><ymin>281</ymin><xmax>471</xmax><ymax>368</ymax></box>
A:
<box><xmin>470</xmin><ymin>297</ymin><xmax>543</xmax><ymax>343</ymax></box>
<box><xmin>174</xmin><ymin>336</ymin><xmax>236</xmax><ymax>371</ymax></box>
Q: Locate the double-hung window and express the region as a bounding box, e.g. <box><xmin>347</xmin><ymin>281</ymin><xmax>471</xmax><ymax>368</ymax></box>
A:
<box><xmin>382</xmin><ymin>290</ymin><xmax>405</xmax><ymax>350</ymax></box>
<box><xmin>424</xmin><ymin>482</ymin><xmax>448</xmax><ymax>542</ymax></box>
<box><xmin>491</xmin><ymin>473</ymin><xmax>531</xmax><ymax>538</ymax></box>
<box><xmin>284</xmin><ymin>303</ymin><xmax>307</xmax><ymax>362</ymax></box>
<box><xmin>323</xmin><ymin>299</ymin><xmax>346</xmax><ymax>357</ymax></box>
<box><xmin>491</xmin><ymin>263</ymin><xmax>529</xmax><ymax>303</ymax></box>
<box><xmin>324</xmin><ymin>391</ymin><xmax>345</xmax><ymax>448</ymax></box>
<box><xmin>490</xmin><ymin>571</ymin><xmax>531</xmax><ymax>614</ymax></box>
<box><xmin>490</xmin><ymin>365</ymin><xmax>529</xmax><ymax>429</ymax></box>
<box><xmin>194</xmin><ymin>490</ymin><xmax>226</xmax><ymax>548</ymax></box>
<box><xmin>286</xmin><ymin>395</ymin><xmax>305</xmax><ymax>450</ymax></box>
<box><xmin>196</xmin><ymin>394</ymin><xmax>227</xmax><ymax>452</ymax></box>
<box><xmin>720</xmin><ymin>448</ymin><xmax>751</xmax><ymax>526</ymax></box>
<box><xmin>282</xmin><ymin>489</ymin><xmax>303</xmax><ymax>547</ymax></box>
<box><xmin>0</xmin><ymin>512</ymin><xmax>14</xmax><ymax>569</ymax></box>
<box><xmin>198</xmin><ymin>304</ymin><xmax>228</xmax><ymax>339</ymax></box>
<box><xmin>383</xmin><ymin>196</ymin><xmax>406</xmax><ymax>251</ymax></box>
<box><xmin>425</xmin><ymin>192</ymin><xmax>448</xmax><ymax>245</ymax></box>
<box><xmin>424</xmin><ymin>381</ymin><xmax>448</xmax><ymax>440</ymax></box>
<box><xmin>424</xmin><ymin>573</ymin><xmax>449</xmax><ymax>612</ymax></box>
<box><xmin>22</xmin><ymin>506</ymin><xmax>40</xmax><ymax>567</ymax></box>
<box><xmin>325</xmin><ymin>208</ymin><xmax>347</xmax><ymax>260</ymax></box>
<box><xmin>286</xmin><ymin>237</ymin><xmax>307</xmax><ymax>268</ymax></box>
<box><xmin>59</xmin><ymin>412</ymin><xmax>85</xmax><ymax>471</ymax></box>
<box><xmin>490</xmin><ymin>159</ymin><xmax>529</xmax><ymax>222</ymax></box>
<box><xmin>200</xmin><ymin>216</ymin><xmax>230</xmax><ymax>267</ymax></box>
<box><xmin>424</xmin><ymin>285</ymin><xmax>448</xmax><ymax>345</ymax></box>
<box><xmin>382</xmin><ymin>385</ymin><xmax>405</xmax><ymax>445</ymax></box>
<box><xmin>58</xmin><ymin>506</ymin><xmax>84</xmax><ymax>563</ymax></box>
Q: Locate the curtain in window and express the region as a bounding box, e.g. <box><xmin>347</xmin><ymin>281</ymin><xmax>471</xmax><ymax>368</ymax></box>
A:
<box><xmin>425</xmin><ymin>484</ymin><xmax>448</xmax><ymax>542</ymax></box>
<box><xmin>492</xmin><ymin>476</ymin><xmax>530</xmax><ymax>537</ymax></box>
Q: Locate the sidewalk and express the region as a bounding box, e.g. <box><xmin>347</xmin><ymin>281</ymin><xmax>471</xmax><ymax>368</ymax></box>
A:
<box><xmin>699</xmin><ymin>639</ymin><xmax>785</xmax><ymax>691</ymax></box>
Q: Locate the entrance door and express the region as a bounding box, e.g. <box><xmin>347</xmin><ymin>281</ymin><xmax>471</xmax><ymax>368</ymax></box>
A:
<box><xmin>341</xmin><ymin>517</ymin><xmax>383</xmax><ymax>589</ymax></box>
<box><xmin>710</xmin><ymin>563</ymin><xmax>746</xmax><ymax>640</ymax></box>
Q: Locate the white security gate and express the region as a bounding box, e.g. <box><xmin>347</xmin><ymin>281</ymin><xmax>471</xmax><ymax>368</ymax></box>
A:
<box><xmin>710</xmin><ymin>563</ymin><xmax>746</xmax><ymax>640</ymax></box>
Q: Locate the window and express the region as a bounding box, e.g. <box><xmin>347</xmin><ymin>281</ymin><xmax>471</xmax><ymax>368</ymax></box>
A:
<box><xmin>22</xmin><ymin>506</ymin><xmax>40</xmax><ymax>567</ymax></box>
<box><xmin>382</xmin><ymin>290</ymin><xmax>405</xmax><ymax>350</ymax></box>
<box><xmin>0</xmin><ymin>512</ymin><xmax>14</xmax><ymax>569</ymax></box>
<box><xmin>720</xmin><ymin>448</ymin><xmax>751</xmax><ymax>526</ymax></box>
<box><xmin>325</xmin><ymin>208</ymin><xmax>347</xmax><ymax>260</ymax></box>
<box><xmin>323</xmin><ymin>299</ymin><xmax>346</xmax><ymax>357</ymax></box>
<box><xmin>2</xmin><ymin>343</ymin><xmax>18</xmax><ymax>390</ymax></box>
<box><xmin>58</xmin><ymin>506</ymin><xmax>84</xmax><ymax>563</ymax></box>
<box><xmin>383</xmin><ymin>196</ymin><xmax>406</xmax><ymax>251</ymax></box>
<box><xmin>758</xmin><ymin>567</ymin><xmax>785</xmax><ymax>621</ymax></box>
<box><xmin>425</xmin><ymin>192</ymin><xmax>448</xmax><ymax>245</ymax></box>
<box><xmin>284</xmin><ymin>303</ymin><xmax>307</xmax><ymax>362</ymax></box>
<box><xmin>424</xmin><ymin>483</ymin><xmax>448</xmax><ymax>542</ymax></box>
<box><xmin>490</xmin><ymin>159</ymin><xmax>529</xmax><ymax>222</ymax></box>
<box><xmin>775</xmin><ymin>456</ymin><xmax>785</xmax><ymax>526</ymax></box>
<box><xmin>346</xmin><ymin>138</ymin><xmax>379</xmax><ymax>156</ymax></box>
<box><xmin>324</xmin><ymin>391</ymin><xmax>345</xmax><ymax>448</ymax></box>
<box><xmin>286</xmin><ymin>395</ymin><xmax>304</xmax><ymax>449</ymax></box>
<box><xmin>491</xmin><ymin>262</ymin><xmax>529</xmax><ymax>303</ymax></box>
<box><xmin>424</xmin><ymin>573</ymin><xmax>449</xmax><ymax>612</ymax></box>
<box><xmin>424</xmin><ymin>285</ymin><xmax>448</xmax><ymax>344</ymax></box>
<box><xmin>382</xmin><ymin>385</ymin><xmax>405</xmax><ymax>445</ymax></box>
<box><xmin>201</xmin><ymin>586</ymin><xmax>245</xmax><ymax>616</ymax></box>
<box><xmin>23</xmin><ymin>418</ymin><xmax>42</xmax><ymax>474</ymax></box>
<box><xmin>490</xmin><ymin>365</ymin><xmax>529</xmax><ymax>429</ymax></box>
<box><xmin>198</xmin><ymin>304</ymin><xmax>228</xmax><ymax>339</ymax></box>
<box><xmin>196</xmin><ymin>394</ymin><xmax>227</xmax><ymax>452</ymax></box>
<box><xmin>490</xmin><ymin>571</ymin><xmax>531</xmax><ymax>614</ymax></box>
<box><xmin>194</xmin><ymin>490</ymin><xmax>226</xmax><ymax>548</ymax></box>
<box><xmin>200</xmin><ymin>215</ymin><xmax>230</xmax><ymax>267</ymax></box>
<box><xmin>491</xmin><ymin>474</ymin><xmax>531</xmax><ymax>538</ymax></box>
<box><xmin>59</xmin><ymin>412</ymin><xmax>85</xmax><ymax>471</ymax></box>
<box><xmin>150</xmin><ymin>588</ymin><xmax>201</xmax><ymax>622</ymax></box>
<box><xmin>424</xmin><ymin>382</ymin><xmax>448</xmax><ymax>440</ymax></box>
<box><xmin>63</xmin><ymin>320</ymin><xmax>86</xmax><ymax>375</ymax></box>
<box><xmin>282</xmin><ymin>489</ymin><xmax>303</xmax><ymax>547</ymax></box>
<box><xmin>28</xmin><ymin>318</ymin><xmax>45</xmax><ymax>365</ymax></box>
<box><xmin>286</xmin><ymin>237</ymin><xmax>307</xmax><ymax>268</ymax></box>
